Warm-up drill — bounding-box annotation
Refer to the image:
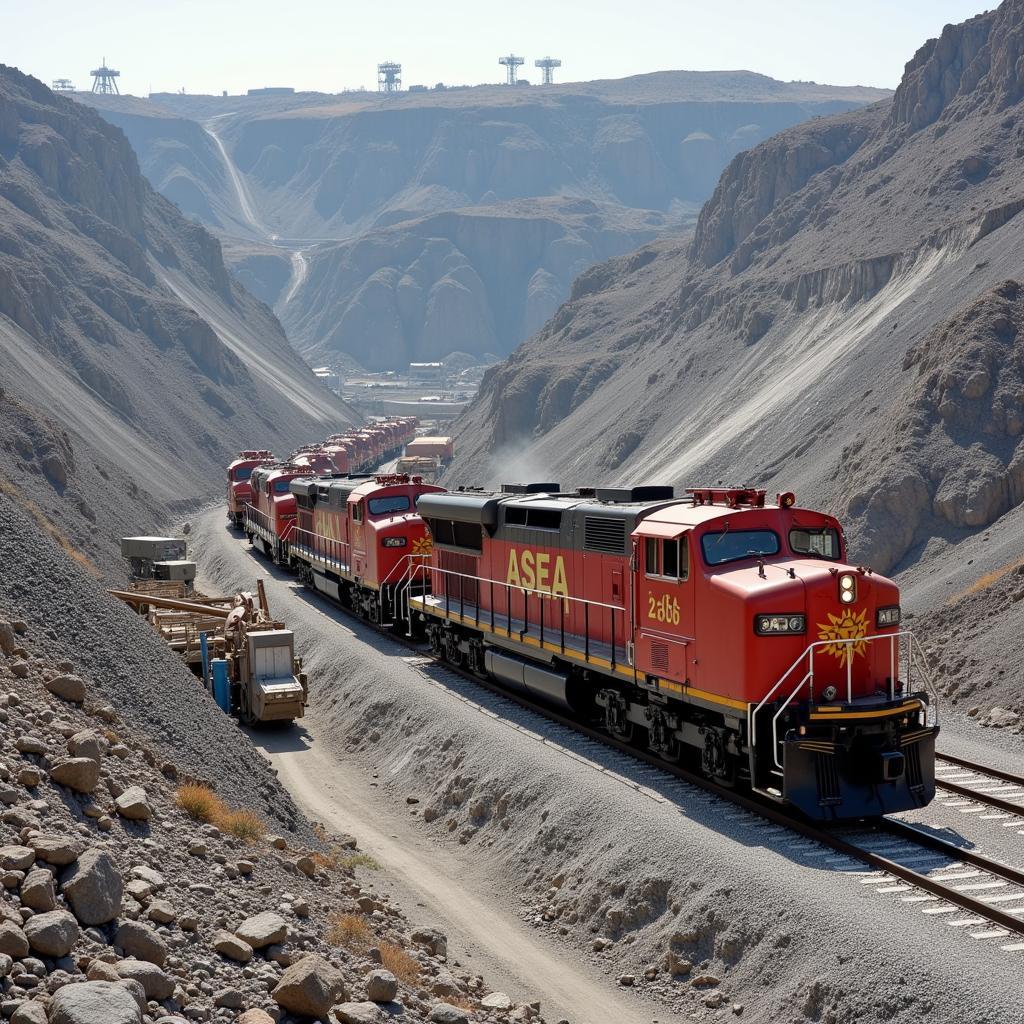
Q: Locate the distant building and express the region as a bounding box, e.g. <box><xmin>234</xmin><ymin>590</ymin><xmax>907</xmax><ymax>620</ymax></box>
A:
<box><xmin>247</xmin><ymin>87</ymin><xmax>295</xmax><ymax>96</ymax></box>
<box><xmin>408</xmin><ymin>362</ymin><xmax>444</xmax><ymax>381</ymax></box>
<box><xmin>408</xmin><ymin>84</ymin><xmax>428</xmax><ymax>93</ymax></box>
<box><xmin>313</xmin><ymin>367</ymin><xmax>343</xmax><ymax>393</ymax></box>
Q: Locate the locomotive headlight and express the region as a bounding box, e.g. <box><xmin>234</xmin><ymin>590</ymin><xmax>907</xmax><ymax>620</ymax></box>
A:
<box><xmin>382</xmin><ymin>537</ymin><xmax>407</xmax><ymax>548</ymax></box>
<box><xmin>876</xmin><ymin>605</ymin><xmax>901</xmax><ymax>627</ymax></box>
<box><xmin>754</xmin><ymin>614</ymin><xmax>806</xmax><ymax>635</ymax></box>
<box><xmin>839</xmin><ymin>573</ymin><xmax>857</xmax><ymax>603</ymax></box>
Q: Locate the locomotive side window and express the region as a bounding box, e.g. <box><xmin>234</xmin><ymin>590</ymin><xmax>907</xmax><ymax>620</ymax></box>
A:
<box><xmin>644</xmin><ymin>537</ymin><xmax>689</xmax><ymax>580</ymax></box>
<box><xmin>352</xmin><ymin>502</ymin><xmax>364</xmax><ymax>523</ymax></box>
<box><xmin>789</xmin><ymin>527</ymin><xmax>841</xmax><ymax>560</ymax></box>
<box><xmin>701</xmin><ymin>529</ymin><xmax>779</xmax><ymax>566</ymax></box>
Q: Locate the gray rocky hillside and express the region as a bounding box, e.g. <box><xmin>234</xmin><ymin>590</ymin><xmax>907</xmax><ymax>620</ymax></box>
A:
<box><xmin>447</xmin><ymin>0</ymin><xmax>1024</xmax><ymax>722</ymax></box>
<box><xmin>0</xmin><ymin>65</ymin><xmax>356</xmax><ymax>573</ymax></box>
<box><xmin>0</xmin><ymin>597</ymin><xmax>540</xmax><ymax>1024</ymax></box>
<box><xmin>81</xmin><ymin>74</ymin><xmax>889</xmax><ymax>372</ymax></box>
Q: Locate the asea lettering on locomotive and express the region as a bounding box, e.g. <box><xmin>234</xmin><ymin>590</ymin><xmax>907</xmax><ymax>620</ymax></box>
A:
<box><xmin>506</xmin><ymin>547</ymin><xmax>568</xmax><ymax>601</ymax></box>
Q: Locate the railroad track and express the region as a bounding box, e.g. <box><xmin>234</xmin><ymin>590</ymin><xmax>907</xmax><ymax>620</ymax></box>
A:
<box><xmin>934</xmin><ymin>753</ymin><xmax>1024</xmax><ymax>818</ymax></box>
<box><xmin>242</xmin><ymin>536</ymin><xmax>1024</xmax><ymax>954</ymax></box>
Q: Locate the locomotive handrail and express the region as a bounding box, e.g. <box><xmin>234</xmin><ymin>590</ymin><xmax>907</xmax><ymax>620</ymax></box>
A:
<box><xmin>751</xmin><ymin>630</ymin><xmax>940</xmax><ymax>772</ymax></box>
<box><xmin>290</xmin><ymin>525</ymin><xmax>352</xmax><ymax>570</ymax></box>
<box><xmin>398</xmin><ymin>558</ymin><xmax>628</xmax><ymax>667</ymax></box>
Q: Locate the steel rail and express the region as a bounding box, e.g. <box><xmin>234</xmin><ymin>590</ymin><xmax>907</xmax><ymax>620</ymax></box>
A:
<box><xmin>240</xmin><ymin>530</ymin><xmax>1024</xmax><ymax>940</ymax></box>
<box><xmin>936</xmin><ymin>752</ymin><xmax>1024</xmax><ymax>787</ymax></box>
<box><xmin>933</xmin><ymin>753</ymin><xmax>1024</xmax><ymax>816</ymax></box>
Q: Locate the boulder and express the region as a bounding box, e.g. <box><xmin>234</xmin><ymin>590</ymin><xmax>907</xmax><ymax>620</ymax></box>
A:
<box><xmin>62</xmin><ymin>849</ymin><xmax>124</xmax><ymax>925</ymax></box>
<box><xmin>213</xmin><ymin>930</ymin><xmax>253</xmax><ymax>963</ymax></box>
<box><xmin>29</xmin><ymin>833</ymin><xmax>85</xmax><ymax>866</ymax></box>
<box><xmin>334</xmin><ymin>1004</ymin><xmax>385</xmax><ymax>1024</ymax></box>
<box><xmin>272</xmin><ymin>954</ymin><xmax>348</xmax><ymax>1016</ymax></box>
<box><xmin>15</xmin><ymin>735</ymin><xmax>47</xmax><ymax>755</ymax></box>
<box><xmin>428</xmin><ymin>1005</ymin><xmax>470</xmax><ymax>1024</ymax></box>
<box><xmin>146</xmin><ymin>899</ymin><xmax>176</xmax><ymax>924</ymax></box>
<box><xmin>213</xmin><ymin>988</ymin><xmax>244</xmax><ymax>1008</ymax></box>
<box><xmin>985</xmin><ymin>707</ymin><xmax>1021</xmax><ymax>728</ymax></box>
<box><xmin>235</xmin><ymin>911</ymin><xmax>288</xmax><ymax>949</ymax></box>
<box><xmin>20</xmin><ymin>868</ymin><xmax>56</xmax><ymax>911</ymax></box>
<box><xmin>86</xmin><ymin>959</ymin><xmax>120</xmax><ymax>981</ymax></box>
<box><xmin>10</xmin><ymin>1003</ymin><xmax>46</xmax><ymax>1024</ymax></box>
<box><xmin>0</xmin><ymin>845</ymin><xmax>35</xmax><ymax>871</ymax></box>
<box><xmin>48</xmin><ymin>981</ymin><xmax>143</xmax><ymax>1024</ymax></box>
<box><xmin>366</xmin><ymin>968</ymin><xmax>398</xmax><ymax>1003</ymax></box>
<box><xmin>411</xmin><ymin>927</ymin><xmax>448</xmax><ymax>957</ymax></box>
<box><xmin>68</xmin><ymin>730</ymin><xmax>105</xmax><ymax>762</ymax></box>
<box><xmin>114</xmin><ymin>787</ymin><xmax>152</xmax><ymax>821</ymax></box>
<box><xmin>115</xmin><ymin>959</ymin><xmax>176</xmax><ymax>1000</ymax></box>
<box><xmin>44</xmin><ymin>675</ymin><xmax>87</xmax><ymax>703</ymax></box>
<box><xmin>0</xmin><ymin>621</ymin><xmax>15</xmax><ymax>655</ymax></box>
<box><xmin>481</xmin><ymin>992</ymin><xmax>513</xmax><ymax>1010</ymax></box>
<box><xmin>0</xmin><ymin>951</ymin><xmax>11</xmax><ymax>976</ymax></box>
<box><xmin>0</xmin><ymin>920</ymin><xmax>30</xmax><ymax>957</ymax></box>
<box><xmin>238</xmin><ymin>1012</ymin><xmax>276</xmax><ymax>1024</ymax></box>
<box><xmin>115</xmin><ymin>920</ymin><xmax>167</xmax><ymax>967</ymax></box>
<box><xmin>48</xmin><ymin>758</ymin><xmax>100</xmax><ymax>793</ymax></box>
<box><xmin>23</xmin><ymin>909</ymin><xmax>79</xmax><ymax>956</ymax></box>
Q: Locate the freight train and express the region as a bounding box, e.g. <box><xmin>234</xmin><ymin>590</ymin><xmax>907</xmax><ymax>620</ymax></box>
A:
<box><xmin>233</xmin><ymin>458</ymin><xmax>938</xmax><ymax>821</ymax></box>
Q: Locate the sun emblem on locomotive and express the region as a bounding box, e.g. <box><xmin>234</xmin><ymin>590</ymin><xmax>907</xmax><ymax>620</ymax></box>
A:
<box><xmin>412</xmin><ymin>536</ymin><xmax>433</xmax><ymax>556</ymax></box>
<box><xmin>817</xmin><ymin>608</ymin><xmax>869</xmax><ymax>667</ymax></box>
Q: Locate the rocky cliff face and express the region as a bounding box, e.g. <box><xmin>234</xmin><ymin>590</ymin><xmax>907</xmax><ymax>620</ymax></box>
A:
<box><xmin>285</xmin><ymin>199</ymin><xmax>664</xmax><ymax>371</ymax></box>
<box><xmin>0</xmin><ymin>65</ymin><xmax>355</xmax><ymax>571</ymax></box>
<box><xmin>450</xmin><ymin>2</ymin><xmax>1024</xmax><ymax>624</ymax></box>
<box><xmin>80</xmin><ymin>74</ymin><xmax>888</xmax><ymax>371</ymax></box>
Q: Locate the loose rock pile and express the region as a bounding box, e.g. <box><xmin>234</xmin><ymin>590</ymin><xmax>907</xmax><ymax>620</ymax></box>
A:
<box><xmin>0</xmin><ymin>612</ymin><xmax>548</xmax><ymax>1024</ymax></box>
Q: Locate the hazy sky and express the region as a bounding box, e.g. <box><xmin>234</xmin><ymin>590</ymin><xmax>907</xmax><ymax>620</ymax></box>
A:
<box><xmin>3</xmin><ymin>0</ymin><xmax>994</xmax><ymax>96</ymax></box>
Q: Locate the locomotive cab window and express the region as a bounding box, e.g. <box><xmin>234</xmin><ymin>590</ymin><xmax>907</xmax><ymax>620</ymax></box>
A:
<box><xmin>644</xmin><ymin>537</ymin><xmax>689</xmax><ymax>581</ymax></box>
<box><xmin>701</xmin><ymin>529</ymin><xmax>779</xmax><ymax>566</ymax></box>
<box><xmin>234</xmin><ymin>466</ymin><xmax>253</xmax><ymax>482</ymax></box>
<box><xmin>352</xmin><ymin>502</ymin><xmax>364</xmax><ymax>523</ymax></box>
<box><xmin>369</xmin><ymin>495</ymin><xmax>411</xmax><ymax>517</ymax></box>
<box><xmin>789</xmin><ymin>527</ymin><xmax>841</xmax><ymax>560</ymax></box>
<box><xmin>272</xmin><ymin>479</ymin><xmax>291</xmax><ymax>494</ymax></box>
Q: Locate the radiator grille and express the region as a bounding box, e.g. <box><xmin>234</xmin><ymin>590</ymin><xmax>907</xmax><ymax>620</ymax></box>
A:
<box><xmin>584</xmin><ymin>516</ymin><xmax>627</xmax><ymax>554</ymax></box>
<box><xmin>650</xmin><ymin>641</ymin><xmax>669</xmax><ymax>674</ymax></box>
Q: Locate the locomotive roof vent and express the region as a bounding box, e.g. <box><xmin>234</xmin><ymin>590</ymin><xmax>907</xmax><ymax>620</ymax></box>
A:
<box><xmin>500</xmin><ymin>482</ymin><xmax>560</xmax><ymax>494</ymax></box>
<box><xmin>595</xmin><ymin>485</ymin><xmax>675</xmax><ymax>503</ymax></box>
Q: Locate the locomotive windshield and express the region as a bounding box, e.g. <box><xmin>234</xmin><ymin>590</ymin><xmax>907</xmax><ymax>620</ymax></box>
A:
<box><xmin>701</xmin><ymin>529</ymin><xmax>779</xmax><ymax>566</ymax></box>
<box><xmin>789</xmin><ymin>527</ymin><xmax>841</xmax><ymax>560</ymax></box>
<box><xmin>272</xmin><ymin>479</ymin><xmax>291</xmax><ymax>494</ymax></box>
<box><xmin>369</xmin><ymin>495</ymin><xmax>411</xmax><ymax>516</ymax></box>
<box><xmin>234</xmin><ymin>466</ymin><xmax>254</xmax><ymax>482</ymax></box>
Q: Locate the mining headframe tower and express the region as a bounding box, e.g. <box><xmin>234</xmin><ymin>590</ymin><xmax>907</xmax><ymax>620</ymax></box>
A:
<box><xmin>535</xmin><ymin>57</ymin><xmax>561</xmax><ymax>85</ymax></box>
<box><xmin>378</xmin><ymin>61</ymin><xmax>402</xmax><ymax>93</ymax></box>
<box><xmin>90</xmin><ymin>58</ymin><xmax>120</xmax><ymax>94</ymax></box>
<box><xmin>499</xmin><ymin>54</ymin><xmax>525</xmax><ymax>85</ymax></box>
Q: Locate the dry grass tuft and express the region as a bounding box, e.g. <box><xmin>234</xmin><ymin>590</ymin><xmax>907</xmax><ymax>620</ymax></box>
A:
<box><xmin>311</xmin><ymin>846</ymin><xmax>380</xmax><ymax>873</ymax></box>
<box><xmin>325</xmin><ymin>912</ymin><xmax>373</xmax><ymax>951</ymax></box>
<box><xmin>175</xmin><ymin>784</ymin><xmax>224</xmax><ymax>822</ymax></box>
<box><xmin>215</xmin><ymin>807</ymin><xmax>266</xmax><ymax>843</ymax></box>
<box><xmin>948</xmin><ymin>557</ymin><xmax>1024</xmax><ymax>604</ymax></box>
<box><xmin>380</xmin><ymin>942</ymin><xmax>421</xmax><ymax>985</ymax></box>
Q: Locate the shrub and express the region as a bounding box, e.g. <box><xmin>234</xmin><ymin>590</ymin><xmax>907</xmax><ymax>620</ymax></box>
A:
<box><xmin>326</xmin><ymin>912</ymin><xmax>372</xmax><ymax>951</ymax></box>
<box><xmin>311</xmin><ymin>846</ymin><xmax>381</xmax><ymax>873</ymax></box>
<box><xmin>175</xmin><ymin>784</ymin><xmax>224</xmax><ymax>823</ymax></box>
<box><xmin>380</xmin><ymin>942</ymin><xmax>420</xmax><ymax>985</ymax></box>
<box><xmin>215</xmin><ymin>807</ymin><xmax>265</xmax><ymax>843</ymax></box>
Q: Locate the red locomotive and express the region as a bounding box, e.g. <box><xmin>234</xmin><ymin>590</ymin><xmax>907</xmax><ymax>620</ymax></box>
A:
<box><xmin>226</xmin><ymin>451</ymin><xmax>276</xmax><ymax>528</ymax></box>
<box><xmin>286</xmin><ymin>474</ymin><xmax>443</xmax><ymax>622</ymax></box>
<box><xmin>407</xmin><ymin>484</ymin><xmax>938</xmax><ymax>820</ymax></box>
<box><xmin>245</xmin><ymin>463</ymin><xmax>311</xmax><ymax>562</ymax></box>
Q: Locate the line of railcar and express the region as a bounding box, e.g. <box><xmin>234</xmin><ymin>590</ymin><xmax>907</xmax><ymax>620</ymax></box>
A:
<box><xmin>230</xmin><ymin>456</ymin><xmax>938</xmax><ymax>821</ymax></box>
